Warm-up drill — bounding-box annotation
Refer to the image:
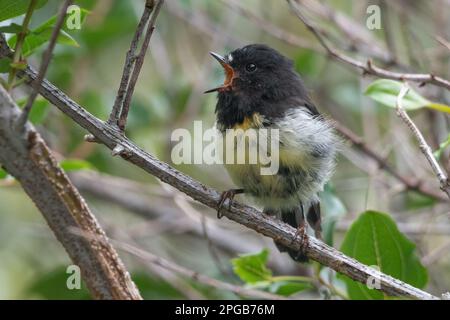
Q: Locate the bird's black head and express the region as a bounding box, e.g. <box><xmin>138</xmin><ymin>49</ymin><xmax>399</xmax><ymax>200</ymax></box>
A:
<box><xmin>206</xmin><ymin>44</ymin><xmax>311</xmax><ymax>128</ymax></box>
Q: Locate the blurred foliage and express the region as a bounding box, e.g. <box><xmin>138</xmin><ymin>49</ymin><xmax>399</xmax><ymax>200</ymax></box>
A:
<box><xmin>232</xmin><ymin>249</ymin><xmax>312</xmax><ymax>297</ymax></box>
<box><xmin>365</xmin><ymin>79</ymin><xmax>450</xmax><ymax>113</ymax></box>
<box><xmin>0</xmin><ymin>0</ymin><xmax>448</xmax><ymax>300</ymax></box>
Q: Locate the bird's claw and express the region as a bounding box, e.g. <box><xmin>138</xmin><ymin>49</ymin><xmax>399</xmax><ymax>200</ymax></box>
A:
<box><xmin>217</xmin><ymin>189</ymin><xmax>244</xmax><ymax>219</ymax></box>
<box><xmin>291</xmin><ymin>224</ymin><xmax>309</xmax><ymax>260</ymax></box>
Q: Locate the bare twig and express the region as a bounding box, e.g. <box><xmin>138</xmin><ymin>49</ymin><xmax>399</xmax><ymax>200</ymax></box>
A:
<box><xmin>396</xmin><ymin>85</ymin><xmax>450</xmax><ymax>199</ymax></box>
<box><xmin>108</xmin><ymin>0</ymin><xmax>164</xmax><ymax>132</ymax></box>
<box><xmin>6</xmin><ymin>60</ymin><xmax>438</xmax><ymax>299</ymax></box>
<box><xmin>108</xmin><ymin>0</ymin><xmax>153</xmax><ymax>126</ymax></box>
<box><xmin>333</xmin><ymin>121</ymin><xmax>448</xmax><ymax>201</ymax></box>
<box><xmin>118</xmin><ymin>0</ymin><xmax>163</xmax><ymax>131</ymax></box>
<box><xmin>16</xmin><ymin>0</ymin><xmax>73</xmax><ymax>129</ymax></box>
<box><xmin>287</xmin><ymin>0</ymin><xmax>450</xmax><ymax>91</ymax></box>
<box><xmin>220</xmin><ymin>0</ymin><xmax>318</xmax><ymax>51</ymax></box>
<box><xmin>0</xmin><ymin>86</ymin><xmax>141</xmax><ymax>300</ymax></box>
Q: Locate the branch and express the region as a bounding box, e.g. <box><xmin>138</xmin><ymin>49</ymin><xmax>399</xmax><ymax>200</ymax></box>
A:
<box><xmin>6</xmin><ymin>60</ymin><xmax>438</xmax><ymax>300</ymax></box>
<box><xmin>333</xmin><ymin>121</ymin><xmax>448</xmax><ymax>201</ymax></box>
<box><xmin>396</xmin><ymin>85</ymin><xmax>450</xmax><ymax>199</ymax></box>
<box><xmin>71</xmin><ymin>171</ymin><xmax>301</xmax><ymax>274</ymax></box>
<box><xmin>110</xmin><ymin>238</ymin><xmax>290</xmax><ymax>300</ymax></box>
<box><xmin>287</xmin><ymin>0</ymin><xmax>450</xmax><ymax>91</ymax></box>
<box><xmin>0</xmin><ymin>86</ymin><xmax>141</xmax><ymax>299</ymax></box>
<box><xmin>108</xmin><ymin>0</ymin><xmax>164</xmax><ymax>132</ymax></box>
<box><xmin>17</xmin><ymin>0</ymin><xmax>73</xmax><ymax>129</ymax></box>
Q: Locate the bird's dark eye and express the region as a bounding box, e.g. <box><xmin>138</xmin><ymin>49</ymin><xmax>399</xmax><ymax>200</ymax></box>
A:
<box><xmin>245</xmin><ymin>63</ymin><xmax>257</xmax><ymax>72</ymax></box>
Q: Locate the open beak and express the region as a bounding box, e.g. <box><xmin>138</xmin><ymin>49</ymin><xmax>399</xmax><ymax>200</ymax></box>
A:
<box><xmin>204</xmin><ymin>51</ymin><xmax>235</xmax><ymax>93</ymax></box>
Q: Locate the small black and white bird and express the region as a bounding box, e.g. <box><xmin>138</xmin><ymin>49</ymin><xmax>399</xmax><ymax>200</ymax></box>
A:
<box><xmin>205</xmin><ymin>44</ymin><xmax>338</xmax><ymax>261</ymax></box>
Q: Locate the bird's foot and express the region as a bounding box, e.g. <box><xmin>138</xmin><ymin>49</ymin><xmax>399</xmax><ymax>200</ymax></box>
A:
<box><xmin>291</xmin><ymin>223</ymin><xmax>309</xmax><ymax>260</ymax></box>
<box><xmin>217</xmin><ymin>188</ymin><xmax>244</xmax><ymax>219</ymax></box>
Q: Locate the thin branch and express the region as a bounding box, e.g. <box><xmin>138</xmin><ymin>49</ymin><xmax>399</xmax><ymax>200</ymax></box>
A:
<box><xmin>108</xmin><ymin>0</ymin><xmax>154</xmax><ymax>127</ymax></box>
<box><xmin>333</xmin><ymin>121</ymin><xmax>448</xmax><ymax>201</ymax></box>
<box><xmin>112</xmin><ymin>238</ymin><xmax>290</xmax><ymax>300</ymax></box>
<box><xmin>0</xmin><ymin>86</ymin><xmax>141</xmax><ymax>300</ymax></box>
<box><xmin>16</xmin><ymin>0</ymin><xmax>73</xmax><ymax>129</ymax></box>
<box><xmin>287</xmin><ymin>0</ymin><xmax>450</xmax><ymax>91</ymax></box>
<box><xmin>396</xmin><ymin>84</ymin><xmax>450</xmax><ymax>199</ymax></box>
<box><xmin>118</xmin><ymin>0</ymin><xmax>164</xmax><ymax>131</ymax></box>
<box><xmin>7</xmin><ymin>60</ymin><xmax>438</xmax><ymax>299</ymax></box>
<box><xmin>108</xmin><ymin>0</ymin><xmax>164</xmax><ymax>132</ymax></box>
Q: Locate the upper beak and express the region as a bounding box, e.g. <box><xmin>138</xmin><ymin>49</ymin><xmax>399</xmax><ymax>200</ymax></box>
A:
<box><xmin>204</xmin><ymin>51</ymin><xmax>235</xmax><ymax>94</ymax></box>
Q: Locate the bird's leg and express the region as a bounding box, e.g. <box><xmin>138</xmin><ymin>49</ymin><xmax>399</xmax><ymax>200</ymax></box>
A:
<box><xmin>217</xmin><ymin>188</ymin><xmax>244</xmax><ymax>219</ymax></box>
<box><xmin>292</xmin><ymin>222</ymin><xmax>309</xmax><ymax>260</ymax></box>
<box><xmin>289</xmin><ymin>206</ymin><xmax>309</xmax><ymax>261</ymax></box>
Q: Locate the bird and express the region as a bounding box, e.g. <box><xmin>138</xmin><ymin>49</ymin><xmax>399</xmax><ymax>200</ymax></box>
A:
<box><xmin>205</xmin><ymin>44</ymin><xmax>338</xmax><ymax>262</ymax></box>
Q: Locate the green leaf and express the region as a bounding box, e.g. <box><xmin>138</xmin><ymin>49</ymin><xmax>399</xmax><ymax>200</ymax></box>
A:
<box><xmin>16</xmin><ymin>97</ymin><xmax>50</xmax><ymax>124</ymax></box>
<box><xmin>132</xmin><ymin>272</ymin><xmax>184</xmax><ymax>299</ymax></box>
<box><xmin>0</xmin><ymin>168</ymin><xmax>7</xmax><ymax>179</ymax></box>
<box><xmin>0</xmin><ymin>57</ymin><xmax>12</xmax><ymax>73</ymax></box>
<box><xmin>60</xmin><ymin>159</ymin><xmax>94</xmax><ymax>172</ymax></box>
<box><xmin>365</xmin><ymin>79</ymin><xmax>431</xmax><ymax>111</ymax></box>
<box><xmin>231</xmin><ymin>249</ymin><xmax>272</xmax><ymax>284</ymax></box>
<box><xmin>0</xmin><ymin>22</ymin><xmax>23</xmax><ymax>33</ymax></box>
<box><xmin>434</xmin><ymin>133</ymin><xmax>450</xmax><ymax>160</ymax></box>
<box><xmin>339</xmin><ymin>211</ymin><xmax>428</xmax><ymax>300</ymax></box>
<box><xmin>267</xmin><ymin>280</ymin><xmax>312</xmax><ymax>296</ymax></box>
<box><xmin>26</xmin><ymin>266</ymin><xmax>90</xmax><ymax>299</ymax></box>
<box><xmin>8</xmin><ymin>8</ymin><xmax>89</xmax><ymax>56</ymax></box>
<box><xmin>405</xmin><ymin>191</ymin><xmax>436</xmax><ymax>210</ymax></box>
<box><xmin>0</xmin><ymin>0</ymin><xmax>48</xmax><ymax>22</ymax></box>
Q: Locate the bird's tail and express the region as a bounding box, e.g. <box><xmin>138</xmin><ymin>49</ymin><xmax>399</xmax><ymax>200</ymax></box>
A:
<box><xmin>265</xmin><ymin>201</ymin><xmax>322</xmax><ymax>263</ymax></box>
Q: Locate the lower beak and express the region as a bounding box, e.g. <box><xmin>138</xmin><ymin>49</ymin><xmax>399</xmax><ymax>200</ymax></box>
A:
<box><xmin>204</xmin><ymin>51</ymin><xmax>235</xmax><ymax>93</ymax></box>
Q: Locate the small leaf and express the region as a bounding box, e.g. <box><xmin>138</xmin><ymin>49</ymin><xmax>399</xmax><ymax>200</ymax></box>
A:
<box><xmin>0</xmin><ymin>23</ymin><xmax>23</xmax><ymax>33</ymax></box>
<box><xmin>16</xmin><ymin>97</ymin><xmax>50</xmax><ymax>124</ymax></box>
<box><xmin>0</xmin><ymin>168</ymin><xmax>7</xmax><ymax>179</ymax></box>
<box><xmin>10</xmin><ymin>60</ymin><xmax>27</xmax><ymax>69</ymax></box>
<box><xmin>267</xmin><ymin>280</ymin><xmax>312</xmax><ymax>296</ymax></box>
<box><xmin>8</xmin><ymin>8</ymin><xmax>88</xmax><ymax>56</ymax></box>
<box><xmin>339</xmin><ymin>211</ymin><xmax>428</xmax><ymax>300</ymax></box>
<box><xmin>365</xmin><ymin>79</ymin><xmax>430</xmax><ymax>110</ymax></box>
<box><xmin>231</xmin><ymin>249</ymin><xmax>272</xmax><ymax>284</ymax></box>
<box><xmin>433</xmin><ymin>133</ymin><xmax>450</xmax><ymax>160</ymax></box>
<box><xmin>0</xmin><ymin>0</ymin><xmax>48</xmax><ymax>22</ymax></box>
<box><xmin>60</xmin><ymin>159</ymin><xmax>94</xmax><ymax>172</ymax></box>
<box><xmin>427</xmin><ymin>103</ymin><xmax>450</xmax><ymax>114</ymax></box>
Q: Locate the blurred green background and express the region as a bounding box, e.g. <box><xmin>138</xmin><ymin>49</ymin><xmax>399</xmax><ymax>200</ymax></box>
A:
<box><xmin>0</xmin><ymin>0</ymin><xmax>449</xmax><ymax>299</ymax></box>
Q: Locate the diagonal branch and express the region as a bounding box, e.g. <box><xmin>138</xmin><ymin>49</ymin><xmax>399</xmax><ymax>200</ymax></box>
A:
<box><xmin>287</xmin><ymin>0</ymin><xmax>450</xmax><ymax>91</ymax></box>
<box><xmin>396</xmin><ymin>85</ymin><xmax>450</xmax><ymax>199</ymax></box>
<box><xmin>7</xmin><ymin>59</ymin><xmax>438</xmax><ymax>299</ymax></box>
<box><xmin>16</xmin><ymin>0</ymin><xmax>73</xmax><ymax>129</ymax></box>
<box><xmin>0</xmin><ymin>86</ymin><xmax>141</xmax><ymax>300</ymax></box>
